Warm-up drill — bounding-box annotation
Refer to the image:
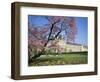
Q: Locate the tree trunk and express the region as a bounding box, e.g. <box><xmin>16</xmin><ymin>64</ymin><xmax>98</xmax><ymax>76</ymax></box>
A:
<box><xmin>30</xmin><ymin>22</ymin><xmax>60</xmax><ymax>60</ymax></box>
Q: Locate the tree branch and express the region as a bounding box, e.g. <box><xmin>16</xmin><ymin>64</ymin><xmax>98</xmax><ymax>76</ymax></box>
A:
<box><xmin>49</xmin><ymin>22</ymin><xmax>63</xmax><ymax>40</ymax></box>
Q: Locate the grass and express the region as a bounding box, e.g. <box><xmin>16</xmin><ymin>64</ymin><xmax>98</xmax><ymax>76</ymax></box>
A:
<box><xmin>29</xmin><ymin>52</ymin><xmax>88</xmax><ymax>66</ymax></box>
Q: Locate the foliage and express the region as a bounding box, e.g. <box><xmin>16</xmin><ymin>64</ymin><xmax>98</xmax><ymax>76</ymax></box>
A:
<box><xmin>28</xmin><ymin>16</ymin><xmax>77</xmax><ymax>60</ymax></box>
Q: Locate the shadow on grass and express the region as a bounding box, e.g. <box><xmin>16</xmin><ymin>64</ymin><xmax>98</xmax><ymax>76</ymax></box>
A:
<box><xmin>29</xmin><ymin>52</ymin><xmax>88</xmax><ymax>66</ymax></box>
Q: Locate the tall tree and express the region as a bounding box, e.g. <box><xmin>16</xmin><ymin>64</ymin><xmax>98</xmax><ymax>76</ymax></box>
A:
<box><xmin>28</xmin><ymin>16</ymin><xmax>77</xmax><ymax>61</ymax></box>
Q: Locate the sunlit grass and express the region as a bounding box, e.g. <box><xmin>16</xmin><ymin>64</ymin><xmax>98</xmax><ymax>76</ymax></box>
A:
<box><xmin>29</xmin><ymin>52</ymin><xmax>88</xmax><ymax>66</ymax></box>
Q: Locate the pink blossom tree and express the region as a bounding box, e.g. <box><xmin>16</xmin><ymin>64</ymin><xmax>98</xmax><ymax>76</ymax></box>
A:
<box><xmin>28</xmin><ymin>16</ymin><xmax>77</xmax><ymax>61</ymax></box>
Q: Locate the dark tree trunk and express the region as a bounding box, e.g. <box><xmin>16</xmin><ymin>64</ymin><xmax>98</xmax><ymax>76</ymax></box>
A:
<box><xmin>30</xmin><ymin>21</ymin><xmax>62</xmax><ymax>60</ymax></box>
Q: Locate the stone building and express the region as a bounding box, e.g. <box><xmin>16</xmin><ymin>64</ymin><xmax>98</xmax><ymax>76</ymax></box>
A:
<box><xmin>46</xmin><ymin>39</ymin><xmax>88</xmax><ymax>53</ymax></box>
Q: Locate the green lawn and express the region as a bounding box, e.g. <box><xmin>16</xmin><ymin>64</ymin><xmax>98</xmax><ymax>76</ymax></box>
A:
<box><xmin>29</xmin><ymin>52</ymin><xmax>88</xmax><ymax>66</ymax></box>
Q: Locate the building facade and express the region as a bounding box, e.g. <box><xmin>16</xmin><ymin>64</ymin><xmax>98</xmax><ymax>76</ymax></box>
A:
<box><xmin>46</xmin><ymin>39</ymin><xmax>88</xmax><ymax>53</ymax></box>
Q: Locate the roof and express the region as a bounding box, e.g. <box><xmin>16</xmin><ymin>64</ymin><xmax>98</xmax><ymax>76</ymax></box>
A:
<box><xmin>66</xmin><ymin>42</ymin><xmax>82</xmax><ymax>46</ymax></box>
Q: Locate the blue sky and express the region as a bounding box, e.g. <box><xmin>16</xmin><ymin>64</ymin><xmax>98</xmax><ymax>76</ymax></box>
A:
<box><xmin>75</xmin><ymin>17</ymin><xmax>88</xmax><ymax>46</ymax></box>
<box><xmin>28</xmin><ymin>15</ymin><xmax>88</xmax><ymax>46</ymax></box>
